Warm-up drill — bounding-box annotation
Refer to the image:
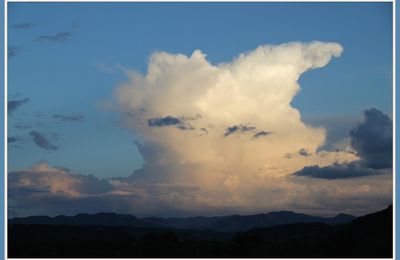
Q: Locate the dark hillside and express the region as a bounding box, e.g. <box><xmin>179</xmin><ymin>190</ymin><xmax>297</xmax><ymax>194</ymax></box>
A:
<box><xmin>8</xmin><ymin>206</ymin><xmax>391</xmax><ymax>258</ymax></box>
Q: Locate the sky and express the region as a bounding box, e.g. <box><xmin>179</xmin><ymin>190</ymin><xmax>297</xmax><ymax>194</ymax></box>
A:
<box><xmin>7</xmin><ymin>2</ymin><xmax>393</xmax><ymax>218</ymax></box>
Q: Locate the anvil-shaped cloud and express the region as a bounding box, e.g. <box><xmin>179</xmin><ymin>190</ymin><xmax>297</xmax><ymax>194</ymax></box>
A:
<box><xmin>113</xmin><ymin>42</ymin><xmax>366</xmax><ymax>211</ymax></box>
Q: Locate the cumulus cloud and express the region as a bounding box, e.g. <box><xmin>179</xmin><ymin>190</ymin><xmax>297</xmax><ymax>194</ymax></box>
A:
<box><xmin>350</xmin><ymin>108</ymin><xmax>392</xmax><ymax>169</ymax></box>
<box><xmin>8</xmin><ymin>98</ymin><xmax>30</xmax><ymax>113</ymax></box>
<box><xmin>111</xmin><ymin>41</ymin><xmax>383</xmax><ymax>213</ymax></box>
<box><xmin>293</xmin><ymin>108</ymin><xmax>392</xmax><ymax>179</ymax></box>
<box><xmin>9</xmin><ymin>162</ymin><xmax>113</xmax><ymax>197</ymax></box>
<box><xmin>8</xmin><ymin>163</ymin><xmax>119</xmax><ymax>217</ymax></box>
<box><xmin>30</xmin><ymin>130</ymin><xmax>58</xmax><ymax>151</ymax></box>
<box><xmin>8</xmin><ymin>162</ymin><xmax>200</xmax><ymax>217</ymax></box>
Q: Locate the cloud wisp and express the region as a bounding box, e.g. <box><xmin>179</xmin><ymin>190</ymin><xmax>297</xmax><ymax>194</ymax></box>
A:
<box><xmin>8</xmin><ymin>98</ymin><xmax>30</xmax><ymax>113</ymax></box>
<box><xmin>147</xmin><ymin>116</ymin><xmax>195</xmax><ymax>130</ymax></box>
<box><xmin>8</xmin><ymin>46</ymin><xmax>21</xmax><ymax>58</ymax></box>
<box><xmin>293</xmin><ymin>161</ymin><xmax>378</xmax><ymax>179</ymax></box>
<box><xmin>30</xmin><ymin>130</ymin><xmax>58</xmax><ymax>151</ymax></box>
<box><xmin>224</xmin><ymin>124</ymin><xmax>256</xmax><ymax>137</ymax></box>
<box><xmin>37</xmin><ymin>32</ymin><xmax>72</xmax><ymax>43</ymax></box>
<box><xmin>253</xmin><ymin>131</ymin><xmax>272</xmax><ymax>138</ymax></box>
<box><xmin>53</xmin><ymin>113</ymin><xmax>84</xmax><ymax>122</ymax></box>
<box><xmin>12</xmin><ymin>23</ymin><xmax>32</xmax><ymax>29</ymax></box>
<box><xmin>148</xmin><ymin>116</ymin><xmax>182</xmax><ymax>127</ymax></box>
<box><xmin>8</xmin><ymin>137</ymin><xmax>18</xmax><ymax>143</ymax></box>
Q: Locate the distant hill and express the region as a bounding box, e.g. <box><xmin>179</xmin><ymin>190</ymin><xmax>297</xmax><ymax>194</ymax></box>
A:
<box><xmin>332</xmin><ymin>205</ymin><xmax>392</xmax><ymax>257</ymax></box>
<box><xmin>8</xmin><ymin>205</ymin><xmax>391</xmax><ymax>257</ymax></box>
<box><xmin>9</xmin><ymin>213</ymin><xmax>154</xmax><ymax>228</ymax></box>
<box><xmin>233</xmin><ymin>205</ymin><xmax>392</xmax><ymax>258</ymax></box>
<box><xmin>206</xmin><ymin>211</ymin><xmax>355</xmax><ymax>232</ymax></box>
<box><xmin>10</xmin><ymin>210</ymin><xmax>355</xmax><ymax>232</ymax></box>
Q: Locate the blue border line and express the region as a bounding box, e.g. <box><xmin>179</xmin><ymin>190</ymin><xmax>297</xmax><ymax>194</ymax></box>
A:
<box><xmin>0</xmin><ymin>2</ymin><xmax>395</xmax><ymax>260</ymax></box>
<box><xmin>396</xmin><ymin>0</ymin><xmax>399</xmax><ymax>259</ymax></box>
<box><xmin>1</xmin><ymin>0</ymin><xmax>4</xmax><ymax>259</ymax></box>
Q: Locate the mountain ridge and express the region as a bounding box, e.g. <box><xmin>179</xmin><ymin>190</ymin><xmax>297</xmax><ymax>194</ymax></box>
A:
<box><xmin>9</xmin><ymin>209</ymin><xmax>356</xmax><ymax>232</ymax></box>
<box><xmin>8</xmin><ymin>205</ymin><xmax>392</xmax><ymax>257</ymax></box>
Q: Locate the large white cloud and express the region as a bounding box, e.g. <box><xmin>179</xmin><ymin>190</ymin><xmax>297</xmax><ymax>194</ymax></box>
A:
<box><xmin>113</xmin><ymin>42</ymin><xmax>367</xmax><ymax>212</ymax></box>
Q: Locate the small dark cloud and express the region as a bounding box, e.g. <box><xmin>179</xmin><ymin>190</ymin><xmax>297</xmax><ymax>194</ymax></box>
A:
<box><xmin>253</xmin><ymin>131</ymin><xmax>271</xmax><ymax>138</ymax></box>
<box><xmin>148</xmin><ymin>116</ymin><xmax>182</xmax><ymax>127</ymax></box>
<box><xmin>298</xmin><ymin>148</ymin><xmax>311</xmax><ymax>157</ymax></box>
<box><xmin>8</xmin><ymin>98</ymin><xmax>30</xmax><ymax>113</ymax></box>
<box><xmin>53</xmin><ymin>113</ymin><xmax>84</xmax><ymax>122</ymax></box>
<box><xmin>176</xmin><ymin>124</ymin><xmax>194</xmax><ymax>131</ymax></box>
<box><xmin>200</xmin><ymin>128</ymin><xmax>208</xmax><ymax>135</ymax></box>
<box><xmin>8</xmin><ymin>46</ymin><xmax>21</xmax><ymax>58</ymax></box>
<box><xmin>13</xmin><ymin>120</ymin><xmax>43</xmax><ymax>130</ymax></box>
<box><xmin>34</xmin><ymin>111</ymin><xmax>45</xmax><ymax>117</ymax></box>
<box><xmin>350</xmin><ymin>108</ymin><xmax>392</xmax><ymax>169</ymax></box>
<box><xmin>147</xmin><ymin>116</ymin><xmax>194</xmax><ymax>131</ymax></box>
<box><xmin>284</xmin><ymin>153</ymin><xmax>292</xmax><ymax>159</ymax></box>
<box><xmin>124</xmin><ymin>111</ymin><xmax>135</xmax><ymax>118</ymax></box>
<box><xmin>224</xmin><ymin>124</ymin><xmax>256</xmax><ymax>137</ymax></box>
<box><xmin>30</xmin><ymin>131</ymin><xmax>58</xmax><ymax>151</ymax></box>
<box><xmin>37</xmin><ymin>32</ymin><xmax>72</xmax><ymax>43</ymax></box>
<box><xmin>292</xmin><ymin>161</ymin><xmax>378</xmax><ymax>179</ymax></box>
<box><xmin>13</xmin><ymin>23</ymin><xmax>31</xmax><ymax>29</ymax></box>
<box><xmin>179</xmin><ymin>114</ymin><xmax>202</xmax><ymax>121</ymax></box>
<box><xmin>8</xmin><ymin>137</ymin><xmax>18</xmax><ymax>143</ymax></box>
<box><xmin>50</xmin><ymin>132</ymin><xmax>61</xmax><ymax>139</ymax></box>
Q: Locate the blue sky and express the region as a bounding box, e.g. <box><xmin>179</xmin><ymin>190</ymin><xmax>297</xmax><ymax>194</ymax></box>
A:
<box><xmin>8</xmin><ymin>2</ymin><xmax>392</xmax><ymax>177</ymax></box>
<box><xmin>7</xmin><ymin>2</ymin><xmax>393</xmax><ymax>217</ymax></box>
